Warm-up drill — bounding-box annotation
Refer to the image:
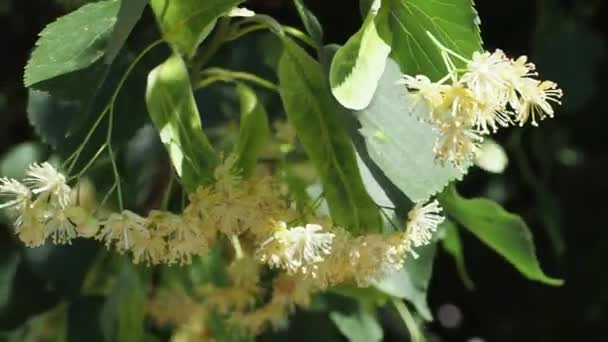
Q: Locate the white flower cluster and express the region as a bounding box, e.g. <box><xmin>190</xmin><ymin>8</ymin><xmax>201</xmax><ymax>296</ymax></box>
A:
<box><xmin>0</xmin><ymin>162</ymin><xmax>76</xmax><ymax>246</ymax></box>
<box><xmin>398</xmin><ymin>40</ymin><xmax>563</xmax><ymax>168</ymax></box>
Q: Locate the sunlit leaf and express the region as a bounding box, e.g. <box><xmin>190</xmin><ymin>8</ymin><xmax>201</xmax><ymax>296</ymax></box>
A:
<box><xmin>278</xmin><ymin>37</ymin><xmax>381</xmax><ymax>233</ymax></box>
<box><xmin>330</xmin><ymin>0</ymin><xmax>390</xmax><ymax>110</ymax></box>
<box><xmin>233</xmin><ymin>83</ymin><xmax>270</xmax><ymax>177</ymax></box>
<box><xmin>146</xmin><ymin>53</ymin><xmax>218</xmax><ymax>191</ymax></box>
<box><xmin>150</xmin><ymin>0</ymin><xmax>243</xmax><ymax>58</ymax></box>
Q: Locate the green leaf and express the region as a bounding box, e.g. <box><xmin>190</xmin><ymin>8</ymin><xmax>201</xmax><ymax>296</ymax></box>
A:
<box><xmin>105</xmin><ymin>0</ymin><xmax>150</xmax><ymax>63</ymax></box>
<box><xmin>233</xmin><ymin>83</ymin><xmax>270</xmax><ymax>177</ymax></box>
<box><xmin>293</xmin><ymin>0</ymin><xmax>324</xmax><ymax>46</ymax></box>
<box><xmin>373</xmin><ymin>240</ymin><xmax>437</xmax><ymax>321</ymax></box>
<box><xmin>441</xmin><ymin>220</ymin><xmax>475</xmax><ymax>290</ymax></box>
<box><xmin>24</xmin><ymin>0</ymin><xmax>149</xmax><ymax>154</ymax></box>
<box><xmin>0</xmin><ymin>142</ymin><xmax>47</xmax><ymax>180</ymax></box>
<box><xmin>356</xmin><ymin>59</ymin><xmax>466</xmax><ymax>202</ymax></box>
<box><xmin>439</xmin><ymin>185</ymin><xmax>563</xmax><ymax>286</ymax></box>
<box><xmin>330</xmin><ymin>1</ymin><xmax>391</xmax><ymax>110</ymax></box>
<box><xmin>378</xmin><ymin>0</ymin><xmax>482</xmax><ymax>80</ymax></box>
<box><xmin>150</xmin><ymin>0</ymin><xmax>244</xmax><ymax>58</ymax></box>
<box><xmin>330</xmin><ymin>307</ymin><xmax>383</xmax><ymax>342</ymax></box>
<box><xmin>26</xmin><ymin>49</ymin><xmax>151</xmax><ymax>166</ymax></box>
<box><xmin>100</xmin><ymin>265</ymin><xmax>145</xmax><ymax>342</ymax></box>
<box><xmin>278</xmin><ymin>38</ymin><xmax>381</xmax><ymax>234</ymax></box>
<box><xmin>146</xmin><ymin>53</ymin><xmax>218</xmax><ymax>191</ymax></box>
<box><xmin>24</xmin><ymin>0</ymin><xmax>120</xmax><ymax>87</ymax></box>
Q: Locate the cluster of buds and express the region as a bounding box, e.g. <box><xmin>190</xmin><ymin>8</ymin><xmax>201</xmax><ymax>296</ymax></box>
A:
<box><xmin>397</xmin><ymin>34</ymin><xmax>563</xmax><ymax>168</ymax></box>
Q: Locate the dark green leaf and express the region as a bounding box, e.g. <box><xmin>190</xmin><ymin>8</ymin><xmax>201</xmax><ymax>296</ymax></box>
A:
<box><xmin>100</xmin><ymin>265</ymin><xmax>146</xmax><ymax>342</ymax></box>
<box><xmin>356</xmin><ymin>59</ymin><xmax>466</xmax><ymax>202</ymax></box>
<box><xmin>0</xmin><ymin>248</ymin><xmax>20</xmax><ymax>314</ymax></box>
<box><xmin>293</xmin><ymin>0</ymin><xmax>324</xmax><ymax>46</ymax></box>
<box><xmin>378</xmin><ymin>0</ymin><xmax>482</xmax><ymax>80</ymax></box>
<box><xmin>24</xmin><ymin>0</ymin><xmax>120</xmax><ymax>87</ymax></box>
<box><xmin>441</xmin><ymin>220</ymin><xmax>475</xmax><ymax>290</ymax></box>
<box><xmin>26</xmin><ymin>49</ymin><xmax>151</xmax><ymax>167</ymax></box>
<box><xmin>439</xmin><ymin>185</ymin><xmax>563</xmax><ymax>286</ymax></box>
<box><xmin>150</xmin><ymin>0</ymin><xmax>244</xmax><ymax>58</ymax></box>
<box><xmin>105</xmin><ymin>0</ymin><xmax>150</xmax><ymax>63</ymax></box>
<box><xmin>67</xmin><ymin>296</ymin><xmax>106</xmax><ymax>342</ymax></box>
<box><xmin>330</xmin><ymin>1</ymin><xmax>391</xmax><ymax>110</ymax></box>
<box><xmin>278</xmin><ymin>38</ymin><xmax>381</xmax><ymax>234</ymax></box>
<box><xmin>233</xmin><ymin>83</ymin><xmax>270</xmax><ymax>177</ymax></box>
<box><xmin>146</xmin><ymin>53</ymin><xmax>218</xmax><ymax>191</ymax></box>
<box><xmin>330</xmin><ymin>307</ymin><xmax>383</xmax><ymax>342</ymax></box>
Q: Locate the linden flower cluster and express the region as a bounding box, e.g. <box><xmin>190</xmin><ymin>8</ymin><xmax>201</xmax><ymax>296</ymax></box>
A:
<box><xmin>1</xmin><ymin>157</ymin><xmax>446</xmax><ymax>338</ymax></box>
<box><xmin>397</xmin><ymin>35</ymin><xmax>563</xmax><ymax>168</ymax></box>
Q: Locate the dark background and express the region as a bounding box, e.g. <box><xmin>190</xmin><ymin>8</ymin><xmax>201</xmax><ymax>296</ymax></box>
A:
<box><xmin>1</xmin><ymin>0</ymin><xmax>606</xmax><ymax>340</ymax></box>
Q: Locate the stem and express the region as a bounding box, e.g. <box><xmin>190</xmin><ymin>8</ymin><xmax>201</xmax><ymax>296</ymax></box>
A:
<box><xmin>392</xmin><ymin>299</ymin><xmax>425</xmax><ymax>342</ymax></box>
<box><xmin>69</xmin><ymin>143</ymin><xmax>107</xmax><ymax>181</ymax></box>
<box><xmin>283</xmin><ymin>26</ymin><xmax>318</xmax><ymax>49</ymax></box>
<box><xmin>197</xmin><ymin>67</ymin><xmax>279</xmax><ymax>92</ymax></box>
<box><xmin>65</xmin><ymin>39</ymin><xmax>164</xmax><ymax>177</ymax></box>
<box><xmin>107</xmin><ymin>107</ymin><xmax>123</xmax><ymax>211</ymax></box>
<box><xmin>160</xmin><ymin>172</ymin><xmax>174</xmax><ymax>210</ymax></box>
<box><xmin>426</xmin><ymin>31</ymin><xmax>469</xmax><ymax>63</ymax></box>
<box><xmin>192</xmin><ymin>17</ymin><xmax>231</xmax><ymax>74</ymax></box>
<box><xmin>226</xmin><ymin>23</ymin><xmax>267</xmax><ymax>42</ymax></box>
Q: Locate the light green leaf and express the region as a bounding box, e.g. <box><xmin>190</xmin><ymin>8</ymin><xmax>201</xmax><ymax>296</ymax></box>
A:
<box><xmin>373</xmin><ymin>239</ymin><xmax>437</xmax><ymax>321</ymax></box>
<box><xmin>439</xmin><ymin>185</ymin><xmax>563</xmax><ymax>286</ymax></box>
<box><xmin>146</xmin><ymin>54</ymin><xmax>217</xmax><ymax>191</ymax></box>
<box><xmin>330</xmin><ymin>308</ymin><xmax>383</xmax><ymax>342</ymax></box>
<box><xmin>24</xmin><ymin>0</ymin><xmax>120</xmax><ymax>87</ymax></box>
<box><xmin>101</xmin><ymin>265</ymin><xmax>145</xmax><ymax>342</ymax></box>
<box><xmin>356</xmin><ymin>59</ymin><xmax>466</xmax><ymax>202</ymax></box>
<box><xmin>378</xmin><ymin>0</ymin><xmax>482</xmax><ymax>79</ymax></box>
<box><xmin>293</xmin><ymin>0</ymin><xmax>324</xmax><ymax>46</ymax></box>
<box><xmin>233</xmin><ymin>83</ymin><xmax>270</xmax><ymax>177</ymax></box>
<box><xmin>330</xmin><ymin>1</ymin><xmax>391</xmax><ymax>110</ymax></box>
<box><xmin>278</xmin><ymin>38</ymin><xmax>381</xmax><ymax>234</ymax></box>
<box><xmin>441</xmin><ymin>220</ymin><xmax>475</xmax><ymax>290</ymax></box>
<box><xmin>150</xmin><ymin>0</ymin><xmax>243</xmax><ymax>58</ymax></box>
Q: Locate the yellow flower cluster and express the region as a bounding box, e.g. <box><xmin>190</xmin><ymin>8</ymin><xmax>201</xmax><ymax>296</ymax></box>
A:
<box><xmin>1</xmin><ymin>158</ymin><xmax>445</xmax><ymax>338</ymax></box>
<box><xmin>397</xmin><ymin>36</ymin><xmax>563</xmax><ymax>168</ymax></box>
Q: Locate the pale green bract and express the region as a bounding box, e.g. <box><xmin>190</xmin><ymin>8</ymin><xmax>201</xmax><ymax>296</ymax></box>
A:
<box><xmin>356</xmin><ymin>59</ymin><xmax>467</xmax><ymax>202</ymax></box>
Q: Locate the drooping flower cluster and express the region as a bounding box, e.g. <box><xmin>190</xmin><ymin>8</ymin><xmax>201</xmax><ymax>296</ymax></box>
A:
<box><xmin>1</xmin><ymin>158</ymin><xmax>446</xmax><ymax>338</ymax></box>
<box><xmin>398</xmin><ymin>37</ymin><xmax>563</xmax><ymax>168</ymax></box>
